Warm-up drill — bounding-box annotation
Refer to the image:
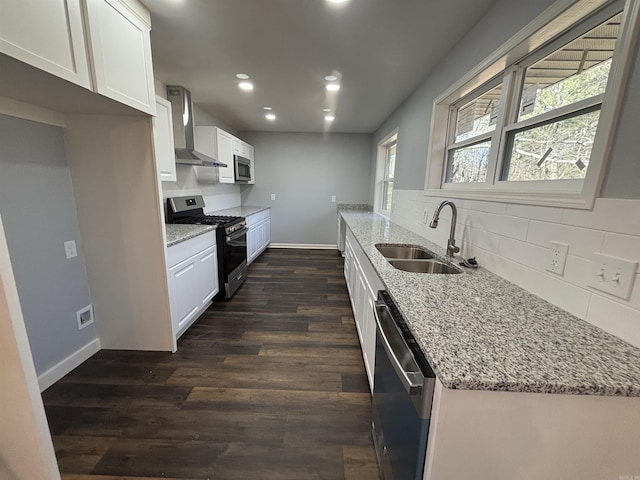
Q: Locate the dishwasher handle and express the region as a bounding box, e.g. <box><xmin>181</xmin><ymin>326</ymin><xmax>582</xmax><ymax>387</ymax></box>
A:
<box><xmin>374</xmin><ymin>300</ymin><xmax>425</xmax><ymax>396</ymax></box>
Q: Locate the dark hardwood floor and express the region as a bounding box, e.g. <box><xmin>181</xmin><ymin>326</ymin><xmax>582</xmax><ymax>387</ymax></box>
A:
<box><xmin>42</xmin><ymin>248</ymin><xmax>379</xmax><ymax>480</ymax></box>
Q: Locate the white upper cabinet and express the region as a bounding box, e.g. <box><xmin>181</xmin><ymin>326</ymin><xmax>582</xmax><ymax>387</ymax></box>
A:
<box><xmin>216</xmin><ymin>128</ymin><xmax>235</xmax><ymax>184</ymax></box>
<box><xmin>83</xmin><ymin>0</ymin><xmax>156</xmax><ymax>115</ymax></box>
<box><xmin>246</xmin><ymin>144</ymin><xmax>255</xmax><ymax>184</ymax></box>
<box><xmin>153</xmin><ymin>96</ymin><xmax>177</xmax><ymax>182</ymax></box>
<box><xmin>0</xmin><ymin>0</ymin><xmax>91</xmax><ymax>89</ymax></box>
<box><xmin>0</xmin><ymin>0</ymin><xmax>156</xmax><ymax>115</ymax></box>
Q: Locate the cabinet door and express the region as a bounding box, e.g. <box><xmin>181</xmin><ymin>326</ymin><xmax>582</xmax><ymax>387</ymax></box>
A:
<box><xmin>263</xmin><ymin>217</ymin><xmax>270</xmax><ymax>249</ymax></box>
<box><xmin>0</xmin><ymin>0</ymin><xmax>91</xmax><ymax>88</ymax></box>
<box><xmin>152</xmin><ymin>96</ymin><xmax>177</xmax><ymax>182</ymax></box>
<box><xmin>246</xmin><ymin>224</ymin><xmax>258</xmax><ymax>265</ymax></box>
<box><xmin>197</xmin><ymin>245</ymin><xmax>218</xmax><ymax>304</ymax></box>
<box><xmin>84</xmin><ymin>0</ymin><xmax>156</xmax><ymax>115</ymax></box>
<box><xmin>247</xmin><ymin>144</ymin><xmax>255</xmax><ymax>184</ymax></box>
<box><xmin>232</xmin><ymin>138</ymin><xmax>242</xmax><ymax>156</ymax></box>
<box><xmin>216</xmin><ymin>128</ymin><xmax>235</xmax><ymax>183</ymax></box>
<box><xmin>168</xmin><ymin>256</ymin><xmax>202</xmax><ymax>333</ymax></box>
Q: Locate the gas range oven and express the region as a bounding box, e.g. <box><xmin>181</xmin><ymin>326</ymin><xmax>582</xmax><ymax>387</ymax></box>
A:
<box><xmin>166</xmin><ymin>195</ymin><xmax>248</xmax><ymax>299</ymax></box>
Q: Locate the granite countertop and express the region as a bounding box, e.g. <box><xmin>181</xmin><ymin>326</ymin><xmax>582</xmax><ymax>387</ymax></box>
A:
<box><xmin>339</xmin><ymin>209</ymin><xmax>640</xmax><ymax>397</ymax></box>
<box><xmin>165</xmin><ymin>224</ymin><xmax>216</xmax><ymax>247</ymax></box>
<box><xmin>336</xmin><ymin>203</ymin><xmax>373</xmax><ymax>211</ymax></box>
<box><xmin>209</xmin><ymin>205</ymin><xmax>270</xmax><ymax>217</ymax></box>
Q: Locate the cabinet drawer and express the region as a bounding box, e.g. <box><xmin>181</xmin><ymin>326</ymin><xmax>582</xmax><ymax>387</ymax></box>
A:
<box><xmin>166</xmin><ymin>230</ymin><xmax>216</xmax><ymax>267</ymax></box>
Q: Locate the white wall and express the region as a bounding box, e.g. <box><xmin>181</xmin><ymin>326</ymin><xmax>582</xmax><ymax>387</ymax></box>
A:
<box><xmin>239</xmin><ymin>132</ymin><xmax>372</xmax><ymax>245</ymax></box>
<box><xmin>0</xmin><ymin>115</ymin><xmax>97</xmax><ymax>378</ymax></box>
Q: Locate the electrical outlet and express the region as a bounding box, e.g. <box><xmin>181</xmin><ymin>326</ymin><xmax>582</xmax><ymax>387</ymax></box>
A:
<box><xmin>270</xmin><ymin>193</ymin><xmax>276</xmax><ymax>201</ymax></box>
<box><xmin>588</xmin><ymin>252</ymin><xmax>638</xmax><ymax>300</ymax></box>
<box><xmin>331</xmin><ymin>195</ymin><xmax>337</xmax><ymax>203</ymax></box>
<box><xmin>422</xmin><ymin>209</ymin><xmax>428</xmax><ymax>224</ymax></box>
<box><xmin>76</xmin><ymin>305</ymin><xmax>94</xmax><ymax>330</ymax></box>
<box><xmin>545</xmin><ymin>241</ymin><xmax>569</xmax><ymax>275</ymax></box>
<box><xmin>64</xmin><ymin>240</ymin><xmax>77</xmax><ymax>259</ymax></box>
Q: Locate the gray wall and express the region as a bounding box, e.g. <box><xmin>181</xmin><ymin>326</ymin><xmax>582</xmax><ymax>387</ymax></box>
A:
<box><xmin>239</xmin><ymin>132</ymin><xmax>372</xmax><ymax>245</ymax></box>
<box><xmin>0</xmin><ymin>115</ymin><xmax>96</xmax><ymax>375</ymax></box>
<box><xmin>370</xmin><ymin>0</ymin><xmax>640</xmax><ymax>199</ymax></box>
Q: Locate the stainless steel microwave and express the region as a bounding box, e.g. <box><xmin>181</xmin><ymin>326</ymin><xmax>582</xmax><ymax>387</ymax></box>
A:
<box><xmin>234</xmin><ymin>155</ymin><xmax>251</xmax><ymax>182</ymax></box>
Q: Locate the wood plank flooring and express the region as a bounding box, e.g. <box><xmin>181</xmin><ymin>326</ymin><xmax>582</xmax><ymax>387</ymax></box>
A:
<box><xmin>42</xmin><ymin>248</ymin><xmax>379</xmax><ymax>480</ymax></box>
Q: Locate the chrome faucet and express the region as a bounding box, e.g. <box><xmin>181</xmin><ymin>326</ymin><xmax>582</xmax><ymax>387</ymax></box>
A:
<box><xmin>429</xmin><ymin>200</ymin><xmax>460</xmax><ymax>258</ymax></box>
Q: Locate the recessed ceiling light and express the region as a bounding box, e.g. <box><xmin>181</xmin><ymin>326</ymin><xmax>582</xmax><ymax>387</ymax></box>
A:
<box><xmin>235</xmin><ymin>73</ymin><xmax>250</xmax><ymax>80</ymax></box>
<box><xmin>263</xmin><ymin>106</ymin><xmax>273</xmax><ymax>111</ymax></box>
<box><xmin>323</xmin><ymin>108</ymin><xmax>332</xmax><ymax>112</ymax></box>
<box><xmin>265</xmin><ymin>113</ymin><xmax>276</xmax><ymax>121</ymax></box>
<box><xmin>327</xmin><ymin>0</ymin><xmax>349</xmax><ymax>4</ymax></box>
<box><xmin>238</xmin><ymin>81</ymin><xmax>254</xmax><ymax>91</ymax></box>
<box><xmin>324</xmin><ymin>75</ymin><xmax>338</xmax><ymax>82</ymax></box>
<box><xmin>326</xmin><ymin>83</ymin><xmax>340</xmax><ymax>92</ymax></box>
<box><xmin>325</xmin><ymin>115</ymin><xmax>335</xmax><ymax>121</ymax></box>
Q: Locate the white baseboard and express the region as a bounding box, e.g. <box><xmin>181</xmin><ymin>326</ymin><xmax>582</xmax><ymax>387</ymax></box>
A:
<box><xmin>268</xmin><ymin>243</ymin><xmax>338</xmax><ymax>250</ymax></box>
<box><xmin>37</xmin><ymin>338</ymin><xmax>101</xmax><ymax>392</ymax></box>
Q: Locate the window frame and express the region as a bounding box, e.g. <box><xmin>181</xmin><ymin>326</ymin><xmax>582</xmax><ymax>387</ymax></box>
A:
<box><xmin>424</xmin><ymin>0</ymin><xmax>640</xmax><ymax>209</ymax></box>
<box><xmin>374</xmin><ymin>130</ymin><xmax>398</xmax><ymax>217</ymax></box>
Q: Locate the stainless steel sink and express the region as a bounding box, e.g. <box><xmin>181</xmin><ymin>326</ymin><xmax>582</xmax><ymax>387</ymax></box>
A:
<box><xmin>388</xmin><ymin>259</ymin><xmax>463</xmax><ymax>274</ymax></box>
<box><xmin>375</xmin><ymin>244</ymin><xmax>434</xmax><ymax>260</ymax></box>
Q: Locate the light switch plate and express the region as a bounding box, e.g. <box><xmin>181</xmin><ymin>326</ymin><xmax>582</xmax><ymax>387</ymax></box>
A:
<box><xmin>588</xmin><ymin>252</ymin><xmax>638</xmax><ymax>299</ymax></box>
<box><xmin>331</xmin><ymin>195</ymin><xmax>337</xmax><ymax>203</ymax></box>
<box><xmin>270</xmin><ymin>193</ymin><xmax>276</xmax><ymax>201</ymax></box>
<box><xmin>64</xmin><ymin>240</ymin><xmax>77</xmax><ymax>259</ymax></box>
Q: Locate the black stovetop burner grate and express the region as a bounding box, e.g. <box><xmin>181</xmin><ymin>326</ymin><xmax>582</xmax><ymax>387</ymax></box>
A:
<box><xmin>172</xmin><ymin>214</ymin><xmax>242</xmax><ymax>226</ymax></box>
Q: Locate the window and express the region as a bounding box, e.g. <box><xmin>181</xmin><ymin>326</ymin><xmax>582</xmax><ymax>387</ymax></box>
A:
<box><xmin>426</xmin><ymin>0</ymin><xmax>639</xmax><ymax>208</ymax></box>
<box><xmin>375</xmin><ymin>132</ymin><xmax>397</xmax><ymax>216</ymax></box>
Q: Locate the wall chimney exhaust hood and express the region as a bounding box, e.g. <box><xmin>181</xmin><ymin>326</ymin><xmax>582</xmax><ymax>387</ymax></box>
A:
<box><xmin>166</xmin><ymin>85</ymin><xmax>227</xmax><ymax>168</ymax></box>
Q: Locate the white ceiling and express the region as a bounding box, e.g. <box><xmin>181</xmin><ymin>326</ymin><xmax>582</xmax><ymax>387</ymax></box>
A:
<box><xmin>140</xmin><ymin>0</ymin><xmax>499</xmax><ymax>133</ymax></box>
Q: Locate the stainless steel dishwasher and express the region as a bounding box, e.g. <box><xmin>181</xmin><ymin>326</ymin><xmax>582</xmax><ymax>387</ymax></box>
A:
<box><xmin>372</xmin><ymin>290</ymin><xmax>436</xmax><ymax>480</ymax></box>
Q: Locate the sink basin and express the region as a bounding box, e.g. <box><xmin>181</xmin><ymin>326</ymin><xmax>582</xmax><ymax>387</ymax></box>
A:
<box><xmin>376</xmin><ymin>244</ymin><xmax>434</xmax><ymax>260</ymax></box>
<box><xmin>388</xmin><ymin>259</ymin><xmax>463</xmax><ymax>274</ymax></box>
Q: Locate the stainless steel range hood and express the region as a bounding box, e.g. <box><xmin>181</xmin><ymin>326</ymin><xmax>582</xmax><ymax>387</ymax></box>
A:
<box><xmin>166</xmin><ymin>85</ymin><xmax>227</xmax><ymax>168</ymax></box>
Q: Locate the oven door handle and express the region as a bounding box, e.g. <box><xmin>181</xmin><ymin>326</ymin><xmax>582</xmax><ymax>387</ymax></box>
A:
<box><xmin>374</xmin><ymin>300</ymin><xmax>425</xmax><ymax>396</ymax></box>
<box><xmin>226</xmin><ymin>227</ymin><xmax>247</xmax><ymax>243</ymax></box>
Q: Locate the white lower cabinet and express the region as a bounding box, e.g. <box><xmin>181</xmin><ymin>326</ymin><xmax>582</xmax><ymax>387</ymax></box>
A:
<box><xmin>246</xmin><ymin>209</ymin><xmax>271</xmax><ymax>265</ymax></box>
<box><xmin>344</xmin><ymin>226</ymin><xmax>383</xmax><ymax>391</ymax></box>
<box><xmin>167</xmin><ymin>231</ymin><xmax>218</xmax><ymax>340</ymax></box>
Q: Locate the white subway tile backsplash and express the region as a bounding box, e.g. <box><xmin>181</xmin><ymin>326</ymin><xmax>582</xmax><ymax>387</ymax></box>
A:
<box><xmin>459</xmin><ymin>224</ymin><xmax>501</xmax><ymax>254</ymax></box>
<box><xmin>506</xmin><ymin>203</ymin><xmax>564</xmax><ymax>223</ymax></box>
<box><xmin>519</xmin><ymin>266</ymin><xmax>591</xmax><ymax>319</ymax></box>
<box><xmin>473</xmin><ymin>247</ymin><xmax>524</xmax><ymax>284</ymax></box>
<box><xmin>482</xmin><ymin>212</ymin><xmax>530</xmax><ymax>240</ymax></box>
<box><xmin>561</xmin><ymin>198</ymin><xmax>640</xmax><ymax>236</ymax></box>
<box><xmin>498</xmin><ymin>236</ymin><xmax>547</xmax><ymax>271</ymax></box>
<box><xmin>526</xmin><ymin>220</ymin><xmax>605</xmax><ymax>259</ymax></box>
<box><xmin>562</xmin><ymin>255</ymin><xmax>593</xmax><ymax>290</ymax></box>
<box><xmin>394</xmin><ymin>190</ymin><xmax>640</xmax><ymax>347</ymax></box>
<box><xmin>601</xmin><ymin>233</ymin><xmax>640</xmax><ymax>261</ymax></box>
<box><xmin>471</xmin><ymin>199</ymin><xmax>508</xmax><ymax>215</ymax></box>
<box><xmin>586</xmin><ymin>294</ymin><xmax>640</xmax><ymax>348</ymax></box>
